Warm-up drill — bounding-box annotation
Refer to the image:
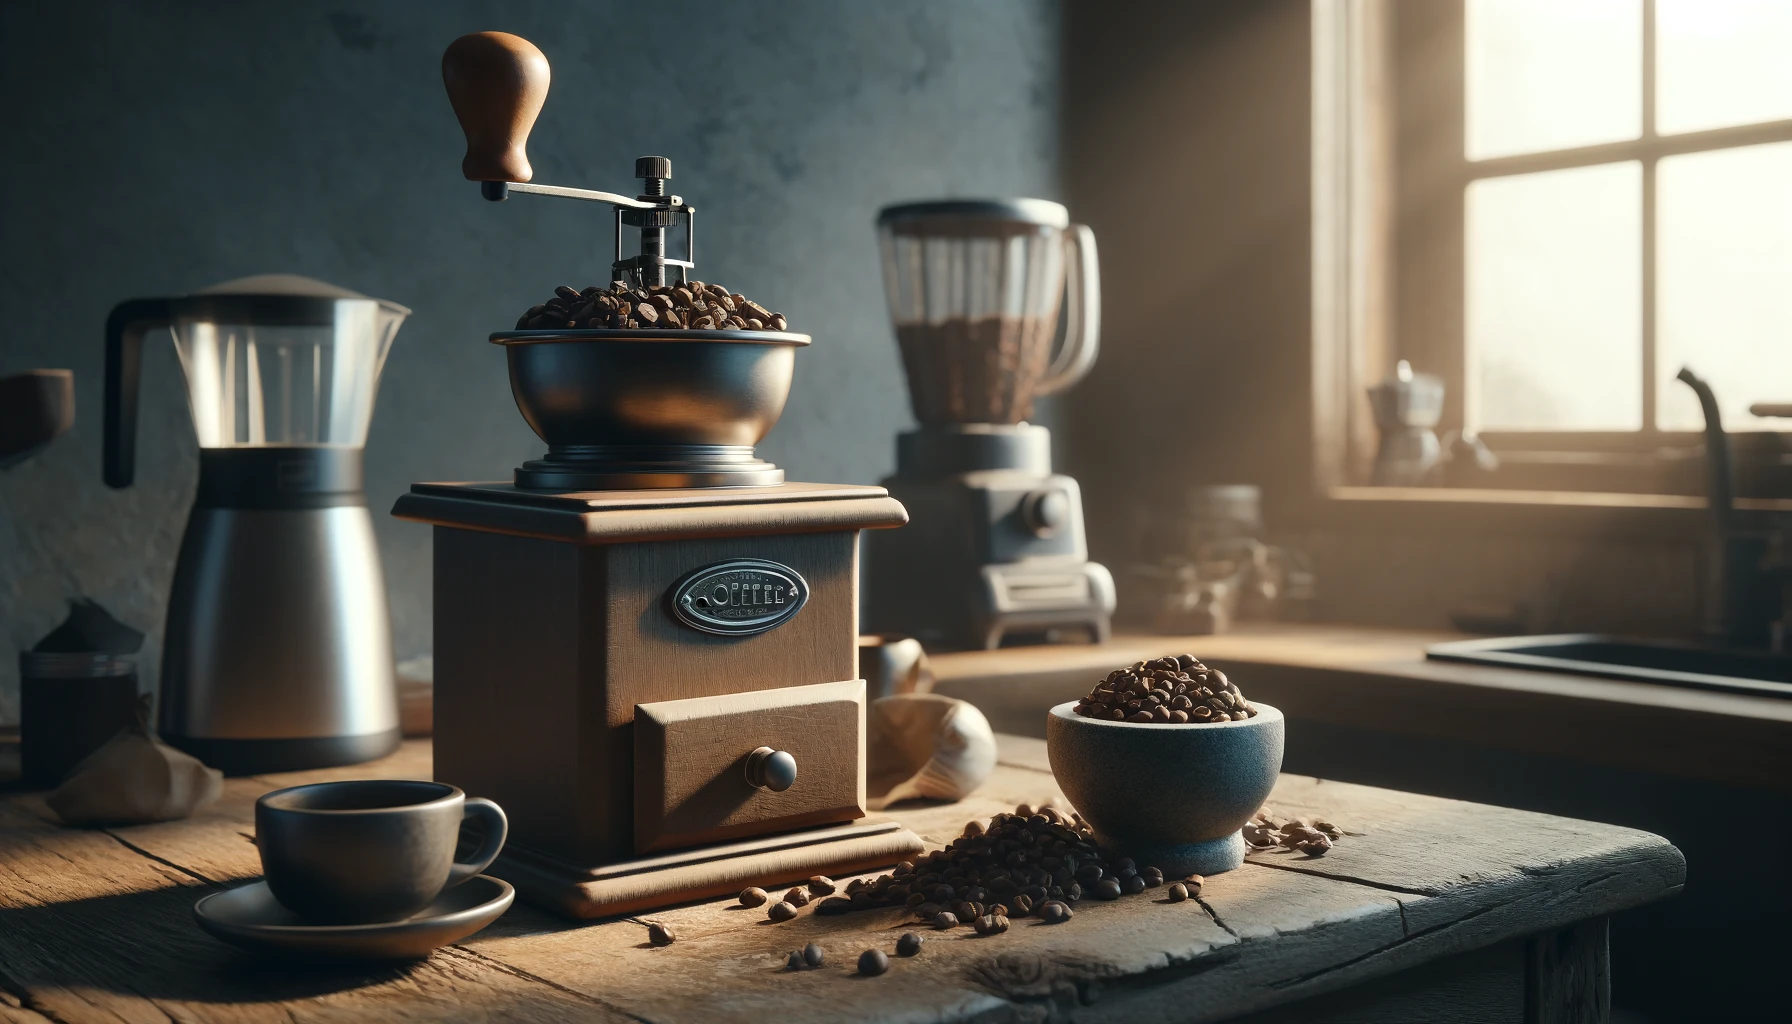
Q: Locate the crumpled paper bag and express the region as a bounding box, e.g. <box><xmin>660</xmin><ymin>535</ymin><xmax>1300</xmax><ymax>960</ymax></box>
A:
<box><xmin>866</xmin><ymin>693</ymin><xmax>996</xmax><ymax>810</ymax></box>
<box><xmin>47</xmin><ymin>695</ymin><xmax>223</xmax><ymax>826</ymax></box>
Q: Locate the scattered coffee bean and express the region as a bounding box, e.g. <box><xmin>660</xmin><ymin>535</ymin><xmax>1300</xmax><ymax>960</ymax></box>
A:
<box><xmin>973</xmin><ymin>913</ymin><xmax>1010</xmax><ymax>936</ymax></box>
<box><xmin>1121</xmin><ymin>875</ymin><xmax>1146</xmax><ymax>895</ymax></box>
<box><xmin>1141</xmin><ymin>867</ymin><xmax>1164</xmax><ymax>888</ymax></box>
<box><xmin>802</xmin><ymin>942</ymin><xmax>824</xmax><ymax>967</ymax></box>
<box><xmin>1039</xmin><ymin>900</ymin><xmax>1072</xmax><ymax>923</ymax></box>
<box><xmin>768</xmin><ymin>900</ymin><xmax>798</xmax><ymax>922</ymax></box>
<box><xmin>783</xmin><ymin>887</ymin><xmax>811</xmax><ymax>908</ymax></box>
<box><xmin>786</xmin><ymin>949</ymin><xmax>806</xmax><ymax>970</ymax></box>
<box><xmin>1095</xmin><ymin>878</ymin><xmax>1122</xmax><ymax>900</ymax></box>
<box><xmin>896</xmin><ymin>932</ymin><xmax>923</xmax><ymax>957</ymax></box>
<box><xmin>1011</xmin><ymin>893</ymin><xmax>1034</xmax><ymax>917</ymax></box>
<box><xmin>808</xmin><ymin>875</ymin><xmax>838</xmax><ymax>896</ymax></box>
<box><xmin>1186</xmin><ymin>874</ymin><xmax>1206</xmax><ymax>889</ymax></box>
<box><xmin>1247</xmin><ymin>812</ymin><xmax>1350</xmax><ymax>855</ymax></box>
<box><xmin>933</xmin><ymin>911</ymin><xmax>959</xmax><ymax>930</ymax></box>
<box><xmin>859</xmin><ymin>948</ymin><xmax>890</xmax><ymax>976</ymax></box>
<box><xmin>647</xmin><ymin>922</ymin><xmax>676</xmax><ymax>946</ymax></box>
<box><xmin>1166</xmin><ymin>882</ymin><xmax>1189</xmax><ymax>902</ymax></box>
<box><xmin>739</xmin><ymin>886</ymin><xmax>768</xmax><ymax>908</ymax></box>
<box><xmin>516</xmin><ymin>281</ymin><xmax>790</xmax><ymax>333</ymax></box>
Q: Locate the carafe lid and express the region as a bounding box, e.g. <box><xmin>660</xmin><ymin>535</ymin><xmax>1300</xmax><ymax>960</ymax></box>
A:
<box><xmin>188</xmin><ymin>274</ymin><xmax>410</xmax><ymax>318</ymax></box>
<box><xmin>878</xmin><ymin>198</ymin><xmax>1069</xmax><ymax>234</ymax></box>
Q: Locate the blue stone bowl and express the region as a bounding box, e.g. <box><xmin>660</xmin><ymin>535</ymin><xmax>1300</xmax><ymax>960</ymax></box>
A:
<box><xmin>1046</xmin><ymin>701</ymin><xmax>1284</xmax><ymax>877</ymax></box>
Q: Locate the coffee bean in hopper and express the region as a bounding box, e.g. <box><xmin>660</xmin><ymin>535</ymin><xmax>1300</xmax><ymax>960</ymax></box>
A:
<box><xmin>859</xmin><ymin>949</ymin><xmax>890</xmax><ymax>976</ymax></box>
<box><xmin>895</xmin><ymin>932</ymin><xmax>923</xmax><ymax>957</ymax></box>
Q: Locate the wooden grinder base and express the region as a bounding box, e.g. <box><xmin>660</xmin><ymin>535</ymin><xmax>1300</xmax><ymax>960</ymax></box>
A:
<box><xmin>490</xmin><ymin>820</ymin><xmax>926</xmax><ymax>919</ymax></box>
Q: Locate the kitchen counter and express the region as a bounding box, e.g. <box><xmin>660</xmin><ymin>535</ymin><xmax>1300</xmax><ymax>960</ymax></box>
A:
<box><xmin>0</xmin><ymin>737</ymin><xmax>1681</xmax><ymax>1023</ymax></box>
<box><xmin>928</xmin><ymin>624</ymin><xmax>1792</xmax><ymax>792</ymax></box>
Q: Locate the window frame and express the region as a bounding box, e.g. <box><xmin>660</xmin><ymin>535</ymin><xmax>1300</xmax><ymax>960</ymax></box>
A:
<box><xmin>1315</xmin><ymin>0</ymin><xmax>1792</xmax><ymax>499</ymax></box>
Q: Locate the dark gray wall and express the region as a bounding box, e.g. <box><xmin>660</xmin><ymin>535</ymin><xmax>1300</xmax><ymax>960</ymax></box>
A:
<box><xmin>0</xmin><ymin>0</ymin><xmax>1059</xmax><ymax>720</ymax></box>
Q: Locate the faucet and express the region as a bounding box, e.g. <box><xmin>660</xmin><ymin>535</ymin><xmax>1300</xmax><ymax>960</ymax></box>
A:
<box><xmin>1677</xmin><ymin>367</ymin><xmax>1774</xmax><ymax>646</ymax></box>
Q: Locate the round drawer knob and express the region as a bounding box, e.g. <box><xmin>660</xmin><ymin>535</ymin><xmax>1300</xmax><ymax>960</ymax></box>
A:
<box><xmin>745</xmin><ymin>746</ymin><xmax>798</xmax><ymax>792</ymax></box>
<box><xmin>1021</xmin><ymin>488</ymin><xmax>1071</xmax><ymax>537</ymax></box>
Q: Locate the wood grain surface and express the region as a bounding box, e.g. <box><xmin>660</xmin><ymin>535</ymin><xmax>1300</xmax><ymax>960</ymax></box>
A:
<box><xmin>0</xmin><ymin>736</ymin><xmax>1682</xmax><ymax>1023</ymax></box>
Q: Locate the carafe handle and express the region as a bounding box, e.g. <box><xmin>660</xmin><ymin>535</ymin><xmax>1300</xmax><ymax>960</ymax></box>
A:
<box><xmin>1036</xmin><ymin>223</ymin><xmax>1100</xmax><ymax>397</ymax></box>
<box><xmin>103</xmin><ymin>299</ymin><xmax>172</xmax><ymax>488</ymax></box>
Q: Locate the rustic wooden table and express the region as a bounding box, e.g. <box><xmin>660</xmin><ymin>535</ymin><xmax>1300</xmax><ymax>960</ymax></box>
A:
<box><xmin>0</xmin><ymin>736</ymin><xmax>1682</xmax><ymax>1024</ymax></box>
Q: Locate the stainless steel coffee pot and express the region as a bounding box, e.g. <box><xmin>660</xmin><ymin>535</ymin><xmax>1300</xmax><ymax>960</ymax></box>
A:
<box><xmin>104</xmin><ymin>275</ymin><xmax>408</xmax><ymax>773</ymax></box>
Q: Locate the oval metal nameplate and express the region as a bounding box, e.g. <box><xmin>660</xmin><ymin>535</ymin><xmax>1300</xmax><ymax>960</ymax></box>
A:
<box><xmin>669</xmin><ymin>559</ymin><xmax>808</xmax><ymax>636</ymax></box>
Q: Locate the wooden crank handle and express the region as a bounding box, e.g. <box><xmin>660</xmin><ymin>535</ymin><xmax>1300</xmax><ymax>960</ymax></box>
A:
<box><xmin>442</xmin><ymin>32</ymin><xmax>549</xmax><ymax>183</ymax></box>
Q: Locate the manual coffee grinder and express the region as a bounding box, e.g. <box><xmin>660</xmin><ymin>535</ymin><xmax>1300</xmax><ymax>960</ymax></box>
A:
<box><xmin>392</xmin><ymin>32</ymin><xmax>922</xmax><ymax>919</ymax></box>
<box><xmin>863</xmin><ymin>201</ymin><xmax>1115</xmax><ymax>650</ymax></box>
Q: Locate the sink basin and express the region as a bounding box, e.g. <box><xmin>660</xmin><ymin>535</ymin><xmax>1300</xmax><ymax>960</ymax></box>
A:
<box><xmin>1426</xmin><ymin>634</ymin><xmax>1792</xmax><ymax>699</ymax></box>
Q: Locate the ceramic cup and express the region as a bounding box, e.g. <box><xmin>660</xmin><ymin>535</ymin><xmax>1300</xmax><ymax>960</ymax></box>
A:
<box><xmin>255</xmin><ymin>780</ymin><xmax>508</xmax><ymax>925</ymax></box>
<box><xmin>1046</xmin><ymin>701</ymin><xmax>1284</xmax><ymax>877</ymax></box>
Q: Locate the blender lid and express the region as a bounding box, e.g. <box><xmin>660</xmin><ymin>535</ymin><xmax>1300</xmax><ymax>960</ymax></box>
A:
<box><xmin>877</xmin><ymin>198</ymin><xmax>1069</xmax><ymax>230</ymax></box>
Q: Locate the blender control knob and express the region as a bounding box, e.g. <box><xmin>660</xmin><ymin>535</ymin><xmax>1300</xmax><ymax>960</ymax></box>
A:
<box><xmin>746</xmin><ymin>746</ymin><xmax>798</xmax><ymax>792</ymax></box>
<box><xmin>1021</xmin><ymin>488</ymin><xmax>1071</xmax><ymax>538</ymax></box>
<box><xmin>636</xmin><ymin>156</ymin><xmax>672</xmax><ymax>180</ymax></box>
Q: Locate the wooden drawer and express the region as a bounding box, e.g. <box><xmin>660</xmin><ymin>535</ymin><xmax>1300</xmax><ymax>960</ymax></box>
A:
<box><xmin>633</xmin><ymin>679</ymin><xmax>865</xmax><ymax>854</ymax></box>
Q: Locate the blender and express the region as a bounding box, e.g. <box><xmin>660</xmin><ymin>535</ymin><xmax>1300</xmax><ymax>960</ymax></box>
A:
<box><xmin>104</xmin><ymin>274</ymin><xmax>408</xmax><ymax>773</ymax></box>
<box><xmin>863</xmin><ymin>200</ymin><xmax>1115</xmax><ymax>650</ymax></box>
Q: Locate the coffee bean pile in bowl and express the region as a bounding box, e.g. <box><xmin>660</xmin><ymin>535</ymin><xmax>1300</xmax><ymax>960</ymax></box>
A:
<box><xmin>516</xmin><ymin>281</ymin><xmax>789</xmax><ymax>332</ymax></box>
<box><xmin>1072</xmin><ymin>654</ymin><xmax>1258</xmax><ymax>723</ymax></box>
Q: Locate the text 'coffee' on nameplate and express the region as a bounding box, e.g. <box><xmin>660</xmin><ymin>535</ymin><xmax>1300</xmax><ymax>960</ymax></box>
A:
<box><xmin>668</xmin><ymin>559</ymin><xmax>808</xmax><ymax>636</ymax></box>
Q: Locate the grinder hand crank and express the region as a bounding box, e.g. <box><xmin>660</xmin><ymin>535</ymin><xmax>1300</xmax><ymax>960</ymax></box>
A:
<box><xmin>443</xmin><ymin>32</ymin><xmax>694</xmax><ymax>288</ymax></box>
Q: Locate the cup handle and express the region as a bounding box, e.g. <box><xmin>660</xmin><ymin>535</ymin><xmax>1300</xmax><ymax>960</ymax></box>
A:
<box><xmin>447</xmin><ymin>797</ymin><xmax>509</xmax><ymax>888</ymax></box>
<box><xmin>1035</xmin><ymin>223</ymin><xmax>1101</xmax><ymax>397</ymax></box>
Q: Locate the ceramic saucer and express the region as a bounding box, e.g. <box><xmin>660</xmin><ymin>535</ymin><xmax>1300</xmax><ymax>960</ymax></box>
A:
<box><xmin>194</xmin><ymin>874</ymin><xmax>513</xmax><ymax>960</ymax></box>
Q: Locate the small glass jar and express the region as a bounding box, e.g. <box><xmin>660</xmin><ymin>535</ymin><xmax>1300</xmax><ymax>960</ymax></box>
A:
<box><xmin>19</xmin><ymin>652</ymin><xmax>140</xmax><ymax>789</ymax></box>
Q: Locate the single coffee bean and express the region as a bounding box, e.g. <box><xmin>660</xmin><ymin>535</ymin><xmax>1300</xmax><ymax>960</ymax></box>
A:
<box><xmin>647</xmin><ymin>922</ymin><xmax>676</xmax><ymax>946</ymax></box>
<box><xmin>1297</xmin><ymin>836</ymin><xmax>1333</xmax><ymax>856</ymax></box>
<box><xmin>1141</xmin><ymin>867</ymin><xmax>1164</xmax><ymax>887</ymax></box>
<box><xmin>739</xmin><ymin>886</ymin><xmax>768</xmax><ymax>908</ymax></box>
<box><xmin>1122</xmin><ymin>875</ymin><xmax>1147</xmax><ymax>895</ymax></box>
<box><xmin>1167</xmin><ymin>882</ymin><xmax>1189</xmax><ymax>902</ymax></box>
<box><xmin>768</xmin><ymin>900</ymin><xmax>797</xmax><ymax>922</ymax></box>
<box><xmin>973</xmin><ymin>913</ymin><xmax>1010</xmax><ymax>936</ymax></box>
<box><xmin>808</xmin><ymin>875</ymin><xmax>838</xmax><ymax>896</ymax></box>
<box><xmin>1039</xmin><ymin>900</ymin><xmax>1072</xmax><ymax>923</ymax></box>
<box><xmin>1063</xmin><ymin>881</ymin><xmax>1083</xmax><ymax>902</ymax></box>
<box><xmin>896</xmin><ymin>931</ymin><xmax>923</xmax><ymax>957</ymax></box>
<box><xmin>1011</xmin><ymin>893</ymin><xmax>1033</xmax><ymax>917</ymax></box>
<box><xmin>783</xmin><ymin>887</ymin><xmax>811</xmax><ymax>907</ymax></box>
<box><xmin>859</xmin><ymin>948</ymin><xmax>890</xmax><ymax>976</ymax></box>
<box><xmin>802</xmin><ymin>942</ymin><xmax>824</xmax><ymax>967</ymax></box>
<box><xmin>554</xmin><ymin>285</ymin><xmax>580</xmax><ymax>301</ymax></box>
<box><xmin>1185</xmin><ymin>874</ymin><xmax>1206</xmax><ymax>889</ymax></box>
<box><xmin>933</xmin><ymin>911</ymin><xmax>959</xmax><ymax>930</ymax></box>
<box><xmin>1095</xmin><ymin>878</ymin><xmax>1122</xmax><ymax>900</ymax></box>
<box><xmin>786</xmin><ymin>949</ymin><xmax>806</xmax><ymax>970</ymax></box>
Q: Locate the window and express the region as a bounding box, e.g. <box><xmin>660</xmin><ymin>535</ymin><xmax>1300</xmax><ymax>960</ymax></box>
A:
<box><xmin>1314</xmin><ymin>0</ymin><xmax>1792</xmax><ymax>497</ymax></box>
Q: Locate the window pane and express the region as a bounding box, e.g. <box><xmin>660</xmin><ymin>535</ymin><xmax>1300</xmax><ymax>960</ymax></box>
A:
<box><xmin>1657</xmin><ymin>142</ymin><xmax>1792</xmax><ymax>431</ymax></box>
<box><xmin>1466</xmin><ymin>163</ymin><xmax>1642</xmax><ymax>431</ymax></box>
<box><xmin>1657</xmin><ymin>0</ymin><xmax>1792</xmax><ymax>135</ymax></box>
<box><xmin>1466</xmin><ymin>0</ymin><xmax>1642</xmax><ymax>161</ymax></box>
